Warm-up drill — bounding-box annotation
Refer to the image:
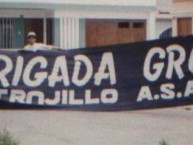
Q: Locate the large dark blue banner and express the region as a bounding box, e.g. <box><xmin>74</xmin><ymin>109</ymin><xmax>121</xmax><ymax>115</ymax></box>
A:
<box><xmin>0</xmin><ymin>35</ymin><xmax>193</xmax><ymax>110</ymax></box>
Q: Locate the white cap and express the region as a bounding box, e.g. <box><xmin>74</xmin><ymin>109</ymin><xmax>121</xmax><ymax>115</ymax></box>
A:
<box><xmin>27</xmin><ymin>31</ymin><xmax>36</xmax><ymax>38</ymax></box>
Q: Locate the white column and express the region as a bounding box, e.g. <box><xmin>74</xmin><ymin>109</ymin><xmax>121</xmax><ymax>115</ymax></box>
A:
<box><xmin>60</xmin><ymin>17</ymin><xmax>64</xmax><ymax>48</ymax></box>
<box><xmin>74</xmin><ymin>18</ymin><xmax>79</xmax><ymax>48</ymax></box>
<box><xmin>147</xmin><ymin>11</ymin><xmax>156</xmax><ymax>40</ymax></box>
<box><xmin>172</xmin><ymin>17</ymin><xmax>177</xmax><ymax>37</ymax></box>
<box><xmin>43</xmin><ymin>17</ymin><xmax>47</xmax><ymax>44</ymax></box>
<box><xmin>60</xmin><ymin>17</ymin><xmax>80</xmax><ymax>50</ymax></box>
<box><xmin>192</xmin><ymin>16</ymin><xmax>193</xmax><ymax>34</ymax></box>
<box><xmin>64</xmin><ymin>17</ymin><xmax>68</xmax><ymax>49</ymax></box>
<box><xmin>72</xmin><ymin>18</ymin><xmax>80</xmax><ymax>48</ymax></box>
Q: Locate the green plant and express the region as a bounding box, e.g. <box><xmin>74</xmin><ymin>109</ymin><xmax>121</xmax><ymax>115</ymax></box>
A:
<box><xmin>159</xmin><ymin>139</ymin><xmax>168</xmax><ymax>145</ymax></box>
<box><xmin>0</xmin><ymin>129</ymin><xmax>18</xmax><ymax>145</ymax></box>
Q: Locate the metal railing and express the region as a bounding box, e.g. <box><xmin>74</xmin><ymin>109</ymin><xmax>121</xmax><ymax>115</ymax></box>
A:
<box><xmin>0</xmin><ymin>18</ymin><xmax>14</xmax><ymax>49</ymax></box>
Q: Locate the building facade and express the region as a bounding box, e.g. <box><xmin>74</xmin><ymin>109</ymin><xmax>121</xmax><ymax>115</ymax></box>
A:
<box><xmin>172</xmin><ymin>0</ymin><xmax>193</xmax><ymax>37</ymax></box>
<box><xmin>0</xmin><ymin>0</ymin><xmax>187</xmax><ymax>50</ymax></box>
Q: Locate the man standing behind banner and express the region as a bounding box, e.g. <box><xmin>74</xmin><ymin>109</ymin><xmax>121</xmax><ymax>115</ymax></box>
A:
<box><xmin>24</xmin><ymin>31</ymin><xmax>55</xmax><ymax>51</ymax></box>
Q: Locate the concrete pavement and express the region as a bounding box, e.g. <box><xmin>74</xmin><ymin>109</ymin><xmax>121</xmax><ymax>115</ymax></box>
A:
<box><xmin>0</xmin><ymin>106</ymin><xmax>193</xmax><ymax>145</ymax></box>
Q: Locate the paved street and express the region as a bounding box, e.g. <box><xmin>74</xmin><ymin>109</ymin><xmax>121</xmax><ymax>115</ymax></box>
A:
<box><xmin>1</xmin><ymin>106</ymin><xmax>193</xmax><ymax>145</ymax></box>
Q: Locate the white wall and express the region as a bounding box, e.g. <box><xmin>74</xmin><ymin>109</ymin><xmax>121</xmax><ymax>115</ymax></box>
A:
<box><xmin>157</xmin><ymin>0</ymin><xmax>172</xmax><ymax>13</ymax></box>
<box><xmin>156</xmin><ymin>19</ymin><xmax>172</xmax><ymax>38</ymax></box>
<box><xmin>54</xmin><ymin>6</ymin><xmax>151</xmax><ymax>19</ymax></box>
<box><xmin>173</xmin><ymin>1</ymin><xmax>193</xmax><ymax>16</ymax></box>
<box><xmin>0</xmin><ymin>9</ymin><xmax>54</xmax><ymax>18</ymax></box>
<box><xmin>0</xmin><ymin>0</ymin><xmax>156</xmax><ymax>7</ymax></box>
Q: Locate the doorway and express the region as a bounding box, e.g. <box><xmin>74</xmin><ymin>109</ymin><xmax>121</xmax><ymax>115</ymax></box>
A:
<box><xmin>86</xmin><ymin>19</ymin><xmax>146</xmax><ymax>47</ymax></box>
<box><xmin>24</xmin><ymin>19</ymin><xmax>43</xmax><ymax>44</ymax></box>
<box><xmin>177</xmin><ymin>17</ymin><xmax>192</xmax><ymax>36</ymax></box>
<box><xmin>0</xmin><ymin>17</ymin><xmax>56</xmax><ymax>49</ymax></box>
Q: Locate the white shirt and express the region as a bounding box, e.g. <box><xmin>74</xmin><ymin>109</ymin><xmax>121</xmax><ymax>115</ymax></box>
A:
<box><xmin>24</xmin><ymin>43</ymin><xmax>52</xmax><ymax>52</ymax></box>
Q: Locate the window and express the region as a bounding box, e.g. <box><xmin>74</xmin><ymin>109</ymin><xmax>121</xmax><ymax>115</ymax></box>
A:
<box><xmin>118</xmin><ymin>22</ymin><xmax>130</xmax><ymax>28</ymax></box>
<box><xmin>133</xmin><ymin>22</ymin><xmax>144</xmax><ymax>28</ymax></box>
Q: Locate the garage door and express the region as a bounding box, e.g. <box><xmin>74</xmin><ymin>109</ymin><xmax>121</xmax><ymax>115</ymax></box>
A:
<box><xmin>177</xmin><ymin>18</ymin><xmax>192</xmax><ymax>36</ymax></box>
<box><xmin>86</xmin><ymin>19</ymin><xmax>146</xmax><ymax>47</ymax></box>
